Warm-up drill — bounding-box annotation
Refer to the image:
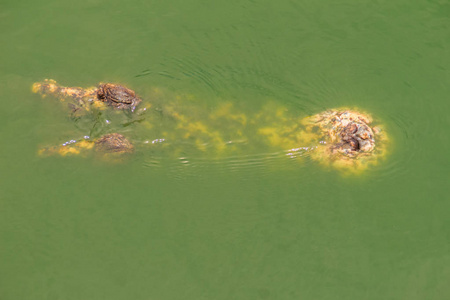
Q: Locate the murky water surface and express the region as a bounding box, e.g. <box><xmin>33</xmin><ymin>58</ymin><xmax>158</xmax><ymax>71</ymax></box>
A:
<box><xmin>1</xmin><ymin>0</ymin><xmax>449</xmax><ymax>299</ymax></box>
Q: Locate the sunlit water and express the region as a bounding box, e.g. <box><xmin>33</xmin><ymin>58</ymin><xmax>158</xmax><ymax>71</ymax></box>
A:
<box><xmin>1</xmin><ymin>0</ymin><xmax>449</xmax><ymax>299</ymax></box>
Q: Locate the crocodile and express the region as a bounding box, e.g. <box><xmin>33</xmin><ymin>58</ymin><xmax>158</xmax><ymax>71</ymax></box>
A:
<box><xmin>32</xmin><ymin>79</ymin><xmax>388</xmax><ymax>173</ymax></box>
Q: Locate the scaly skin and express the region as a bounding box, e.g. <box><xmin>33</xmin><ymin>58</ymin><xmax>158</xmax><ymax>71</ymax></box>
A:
<box><xmin>32</xmin><ymin>79</ymin><xmax>101</xmax><ymax>113</ymax></box>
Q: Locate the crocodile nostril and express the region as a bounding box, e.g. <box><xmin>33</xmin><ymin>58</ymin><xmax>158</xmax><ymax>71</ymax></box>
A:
<box><xmin>348</xmin><ymin>138</ymin><xmax>360</xmax><ymax>151</ymax></box>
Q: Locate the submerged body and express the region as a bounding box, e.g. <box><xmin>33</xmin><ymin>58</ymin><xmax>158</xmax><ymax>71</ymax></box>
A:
<box><xmin>32</xmin><ymin>79</ymin><xmax>388</xmax><ymax>173</ymax></box>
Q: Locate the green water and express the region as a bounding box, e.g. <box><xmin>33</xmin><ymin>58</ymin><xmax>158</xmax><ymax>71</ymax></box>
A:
<box><xmin>1</xmin><ymin>0</ymin><xmax>449</xmax><ymax>299</ymax></box>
